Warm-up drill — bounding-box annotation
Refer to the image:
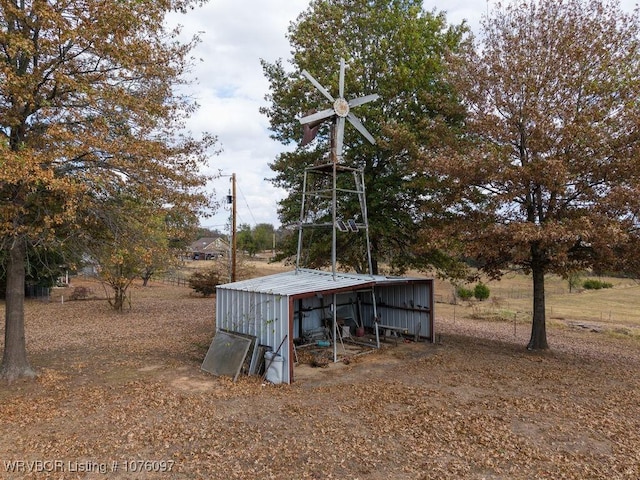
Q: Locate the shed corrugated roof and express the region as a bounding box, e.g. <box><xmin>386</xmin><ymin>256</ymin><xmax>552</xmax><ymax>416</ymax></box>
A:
<box><xmin>216</xmin><ymin>268</ymin><xmax>427</xmax><ymax>297</ymax></box>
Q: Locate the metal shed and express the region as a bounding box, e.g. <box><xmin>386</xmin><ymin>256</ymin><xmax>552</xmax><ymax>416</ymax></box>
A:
<box><xmin>215</xmin><ymin>268</ymin><xmax>434</xmax><ymax>383</ymax></box>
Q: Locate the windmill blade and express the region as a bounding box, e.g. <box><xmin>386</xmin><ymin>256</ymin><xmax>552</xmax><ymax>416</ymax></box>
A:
<box><xmin>349</xmin><ymin>93</ymin><xmax>380</xmax><ymax>108</ymax></box>
<box><xmin>301</xmin><ymin>70</ymin><xmax>334</xmax><ymax>102</ymax></box>
<box><xmin>347</xmin><ymin>112</ymin><xmax>376</xmax><ymax>144</ymax></box>
<box><xmin>300</xmin><ymin>108</ymin><xmax>335</xmax><ymax>125</ymax></box>
<box><xmin>335</xmin><ymin>116</ymin><xmax>345</xmax><ymax>160</ymax></box>
<box><xmin>339</xmin><ymin>58</ymin><xmax>345</xmax><ymax>98</ymax></box>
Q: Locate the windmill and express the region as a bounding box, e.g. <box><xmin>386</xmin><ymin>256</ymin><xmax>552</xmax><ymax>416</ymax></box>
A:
<box><xmin>299</xmin><ymin>58</ymin><xmax>379</xmax><ymax>161</ymax></box>
<box><xmin>295</xmin><ymin>58</ymin><xmax>379</xmax><ymax>279</ymax></box>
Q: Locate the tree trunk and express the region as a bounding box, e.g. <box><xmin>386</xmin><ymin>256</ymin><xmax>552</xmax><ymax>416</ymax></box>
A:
<box><xmin>527</xmin><ymin>243</ymin><xmax>549</xmax><ymax>350</ymax></box>
<box><xmin>111</xmin><ymin>286</ymin><xmax>124</xmax><ymax>311</ymax></box>
<box><xmin>1</xmin><ymin>237</ymin><xmax>36</xmax><ymax>381</ymax></box>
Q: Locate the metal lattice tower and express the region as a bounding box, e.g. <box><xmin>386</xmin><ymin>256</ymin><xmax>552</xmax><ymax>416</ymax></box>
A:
<box><xmin>295</xmin><ymin>58</ymin><xmax>379</xmax><ymax>279</ymax></box>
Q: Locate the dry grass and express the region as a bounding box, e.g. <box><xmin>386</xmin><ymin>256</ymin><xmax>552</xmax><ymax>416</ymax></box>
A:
<box><xmin>435</xmin><ymin>272</ymin><xmax>640</xmax><ymax>339</ymax></box>
<box><xmin>0</xmin><ymin>264</ymin><xmax>639</xmax><ymax>479</ymax></box>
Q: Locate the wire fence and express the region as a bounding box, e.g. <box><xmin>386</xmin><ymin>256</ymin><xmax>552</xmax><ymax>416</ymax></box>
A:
<box><xmin>435</xmin><ymin>286</ymin><xmax>573</xmax><ymax>305</ymax></box>
<box><xmin>158</xmin><ymin>275</ymin><xmax>190</xmax><ymax>288</ymax></box>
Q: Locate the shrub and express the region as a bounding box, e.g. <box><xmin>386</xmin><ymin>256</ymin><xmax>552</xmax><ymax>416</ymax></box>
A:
<box><xmin>456</xmin><ymin>286</ymin><xmax>474</xmax><ymax>300</ymax></box>
<box><xmin>473</xmin><ymin>282</ymin><xmax>491</xmax><ymax>301</ymax></box>
<box><xmin>567</xmin><ymin>271</ymin><xmax>584</xmax><ymax>293</ymax></box>
<box><xmin>189</xmin><ymin>269</ymin><xmax>222</xmax><ymax>297</ymax></box>
<box><xmin>69</xmin><ymin>286</ymin><xmax>93</xmax><ymax>300</ymax></box>
<box><xmin>582</xmin><ymin>279</ymin><xmax>613</xmax><ymax>290</ymax></box>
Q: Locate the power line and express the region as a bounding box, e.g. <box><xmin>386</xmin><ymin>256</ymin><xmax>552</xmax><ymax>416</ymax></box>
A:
<box><xmin>237</xmin><ymin>182</ymin><xmax>258</xmax><ymax>226</ymax></box>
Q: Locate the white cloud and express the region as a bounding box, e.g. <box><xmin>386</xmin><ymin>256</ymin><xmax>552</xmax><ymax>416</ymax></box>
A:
<box><xmin>167</xmin><ymin>0</ymin><xmax>307</xmax><ymax>231</ymax></box>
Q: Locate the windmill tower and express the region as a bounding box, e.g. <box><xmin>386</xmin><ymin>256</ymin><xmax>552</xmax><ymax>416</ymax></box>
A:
<box><xmin>295</xmin><ymin>58</ymin><xmax>379</xmax><ymax>279</ymax></box>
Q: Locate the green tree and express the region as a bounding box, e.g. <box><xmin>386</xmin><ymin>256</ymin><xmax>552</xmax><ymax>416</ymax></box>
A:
<box><xmin>433</xmin><ymin>0</ymin><xmax>640</xmax><ymax>349</ymax></box>
<box><xmin>235</xmin><ymin>223</ymin><xmax>275</xmax><ymax>256</ymax></box>
<box><xmin>455</xmin><ymin>285</ymin><xmax>473</xmax><ymax>301</ymax></box>
<box><xmin>140</xmin><ymin>206</ymin><xmax>200</xmax><ymax>286</ymax></box>
<box><xmin>91</xmin><ymin>205</ymin><xmax>143</xmax><ymax>312</ymax></box>
<box><xmin>0</xmin><ymin>246</ymin><xmax>73</xmax><ymax>298</ymax></box>
<box><xmin>473</xmin><ymin>283</ymin><xmax>490</xmax><ymax>301</ymax></box>
<box><xmin>567</xmin><ymin>271</ymin><xmax>583</xmax><ymax>293</ymax></box>
<box><xmin>261</xmin><ymin>0</ymin><xmax>468</xmax><ymax>274</ymax></box>
<box><xmin>237</xmin><ymin>223</ymin><xmax>257</xmax><ymax>256</ymax></box>
<box><xmin>0</xmin><ymin>0</ymin><xmax>215</xmax><ymax>380</ymax></box>
<box><xmin>253</xmin><ymin>223</ymin><xmax>275</xmax><ymax>252</ymax></box>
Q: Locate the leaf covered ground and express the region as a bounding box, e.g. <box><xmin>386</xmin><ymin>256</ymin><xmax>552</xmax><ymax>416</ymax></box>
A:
<box><xmin>1</xmin><ymin>276</ymin><xmax>639</xmax><ymax>479</ymax></box>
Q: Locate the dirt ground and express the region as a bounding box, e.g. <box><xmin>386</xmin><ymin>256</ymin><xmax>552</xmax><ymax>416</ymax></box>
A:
<box><xmin>0</xmin><ymin>273</ymin><xmax>639</xmax><ymax>479</ymax></box>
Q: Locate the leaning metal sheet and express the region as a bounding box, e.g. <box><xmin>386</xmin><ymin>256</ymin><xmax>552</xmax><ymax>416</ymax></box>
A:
<box><xmin>201</xmin><ymin>331</ymin><xmax>252</xmax><ymax>381</ymax></box>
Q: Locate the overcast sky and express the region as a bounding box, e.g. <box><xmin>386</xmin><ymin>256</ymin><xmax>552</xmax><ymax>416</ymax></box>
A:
<box><xmin>167</xmin><ymin>0</ymin><xmax>636</xmax><ymax>233</ymax></box>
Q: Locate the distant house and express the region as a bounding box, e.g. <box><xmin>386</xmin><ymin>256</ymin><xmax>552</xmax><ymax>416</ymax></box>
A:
<box><xmin>189</xmin><ymin>237</ymin><xmax>229</xmax><ymax>260</ymax></box>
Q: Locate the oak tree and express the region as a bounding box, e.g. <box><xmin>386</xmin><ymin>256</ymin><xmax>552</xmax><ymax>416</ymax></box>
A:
<box><xmin>431</xmin><ymin>0</ymin><xmax>640</xmax><ymax>349</ymax></box>
<box><xmin>139</xmin><ymin>207</ymin><xmax>200</xmax><ymax>287</ymax></box>
<box><xmin>0</xmin><ymin>0</ymin><xmax>215</xmax><ymax>379</ymax></box>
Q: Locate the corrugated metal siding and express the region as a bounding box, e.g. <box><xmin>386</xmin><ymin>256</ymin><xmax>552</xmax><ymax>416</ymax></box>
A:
<box><xmin>294</xmin><ymin>296</ymin><xmax>325</xmax><ymax>338</ymax></box>
<box><xmin>358</xmin><ymin>282</ymin><xmax>433</xmax><ymax>338</ymax></box>
<box><xmin>216</xmin><ymin>288</ymin><xmax>291</xmax><ymax>383</ymax></box>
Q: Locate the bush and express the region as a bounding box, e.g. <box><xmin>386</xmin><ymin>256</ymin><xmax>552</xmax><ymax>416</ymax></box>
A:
<box><xmin>69</xmin><ymin>286</ymin><xmax>93</xmax><ymax>300</ymax></box>
<box><xmin>473</xmin><ymin>282</ymin><xmax>491</xmax><ymax>301</ymax></box>
<box><xmin>456</xmin><ymin>286</ymin><xmax>474</xmax><ymax>300</ymax></box>
<box><xmin>189</xmin><ymin>269</ymin><xmax>222</xmax><ymax>297</ymax></box>
<box><xmin>582</xmin><ymin>279</ymin><xmax>613</xmax><ymax>290</ymax></box>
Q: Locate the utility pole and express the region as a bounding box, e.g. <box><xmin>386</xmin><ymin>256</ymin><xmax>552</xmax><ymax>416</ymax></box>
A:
<box><xmin>231</xmin><ymin>173</ymin><xmax>237</xmax><ymax>282</ymax></box>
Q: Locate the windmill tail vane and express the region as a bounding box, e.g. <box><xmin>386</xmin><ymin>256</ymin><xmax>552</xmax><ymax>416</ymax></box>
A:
<box><xmin>301</xmin><ymin>109</ymin><xmax>323</xmax><ymax>146</ymax></box>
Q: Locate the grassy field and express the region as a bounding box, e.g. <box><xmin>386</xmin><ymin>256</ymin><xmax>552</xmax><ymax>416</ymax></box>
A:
<box><xmin>433</xmin><ymin>272</ymin><xmax>640</xmax><ymax>339</ymax></box>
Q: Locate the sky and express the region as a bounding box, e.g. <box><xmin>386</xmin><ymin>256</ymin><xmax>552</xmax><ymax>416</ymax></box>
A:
<box><xmin>167</xmin><ymin>0</ymin><xmax>636</xmax><ymax>233</ymax></box>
